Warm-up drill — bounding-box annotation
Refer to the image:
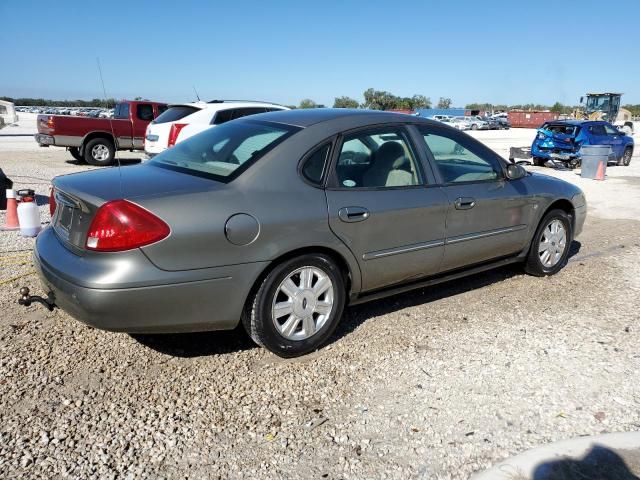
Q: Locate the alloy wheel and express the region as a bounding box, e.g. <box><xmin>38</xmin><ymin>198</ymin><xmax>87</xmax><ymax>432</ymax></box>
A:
<box><xmin>538</xmin><ymin>219</ymin><xmax>567</xmax><ymax>268</ymax></box>
<box><xmin>271</xmin><ymin>266</ymin><xmax>334</xmax><ymax>341</ymax></box>
<box><xmin>92</xmin><ymin>144</ymin><xmax>110</xmax><ymax>161</ymax></box>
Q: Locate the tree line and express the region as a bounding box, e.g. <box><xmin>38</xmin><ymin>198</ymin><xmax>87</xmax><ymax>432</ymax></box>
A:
<box><xmin>4</xmin><ymin>94</ymin><xmax>639</xmax><ymax>117</ymax></box>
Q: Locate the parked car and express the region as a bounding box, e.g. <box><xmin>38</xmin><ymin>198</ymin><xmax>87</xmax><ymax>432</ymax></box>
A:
<box><xmin>144</xmin><ymin>101</ymin><xmax>289</xmax><ymax>157</ymax></box>
<box><xmin>531</xmin><ymin>120</ymin><xmax>634</xmax><ymax>167</ymax></box>
<box><xmin>463</xmin><ymin>116</ymin><xmax>490</xmax><ymax>130</ymax></box>
<box><xmin>475</xmin><ymin>116</ymin><xmax>501</xmax><ymax>130</ymax></box>
<box><xmin>34</xmin><ymin>109</ymin><xmax>586</xmax><ymax>357</ymax></box>
<box><xmin>34</xmin><ymin>100</ymin><xmax>168</xmax><ymax>166</ymax></box>
<box><xmin>430</xmin><ymin>114</ymin><xmax>452</xmax><ymax>122</ymax></box>
<box><xmin>493</xmin><ymin>117</ymin><xmax>511</xmax><ymax>129</ymax></box>
<box><xmin>443</xmin><ymin>117</ymin><xmax>471</xmax><ymax>130</ymax></box>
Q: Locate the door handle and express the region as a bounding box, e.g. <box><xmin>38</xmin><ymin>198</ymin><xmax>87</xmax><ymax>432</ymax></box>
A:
<box><xmin>338</xmin><ymin>206</ymin><xmax>370</xmax><ymax>223</ymax></box>
<box><xmin>454</xmin><ymin>197</ymin><xmax>476</xmax><ymax>210</ymax></box>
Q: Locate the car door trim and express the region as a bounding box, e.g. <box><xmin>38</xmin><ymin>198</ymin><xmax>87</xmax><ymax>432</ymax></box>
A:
<box><xmin>446</xmin><ymin>224</ymin><xmax>527</xmax><ymax>245</ymax></box>
<box><xmin>362</xmin><ymin>239</ymin><xmax>445</xmax><ymax>261</ymax></box>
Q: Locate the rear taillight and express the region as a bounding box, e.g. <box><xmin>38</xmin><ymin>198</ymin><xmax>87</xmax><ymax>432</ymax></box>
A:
<box><xmin>167</xmin><ymin>123</ymin><xmax>187</xmax><ymax>147</ymax></box>
<box><xmin>86</xmin><ymin>200</ymin><xmax>170</xmax><ymax>252</ymax></box>
<box><xmin>47</xmin><ymin>116</ymin><xmax>55</xmax><ymax>129</ymax></box>
<box><xmin>49</xmin><ymin>187</ymin><xmax>56</xmax><ymax>216</ymax></box>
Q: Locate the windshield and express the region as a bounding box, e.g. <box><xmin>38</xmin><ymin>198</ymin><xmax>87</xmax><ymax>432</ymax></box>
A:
<box><xmin>585</xmin><ymin>96</ymin><xmax>610</xmax><ymax>112</ymax></box>
<box><xmin>150</xmin><ymin>120</ymin><xmax>299</xmax><ymax>181</ymax></box>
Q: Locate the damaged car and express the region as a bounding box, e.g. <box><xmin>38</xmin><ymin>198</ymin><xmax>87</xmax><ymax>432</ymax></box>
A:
<box><xmin>531</xmin><ymin>120</ymin><xmax>633</xmax><ymax>168</ymax></box>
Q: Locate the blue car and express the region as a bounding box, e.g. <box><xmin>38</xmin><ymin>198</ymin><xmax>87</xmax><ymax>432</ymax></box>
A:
<box><xmin>531</xmin><ymin>120</ymin><xmax>634</xmax><ymax>168</ymax></box>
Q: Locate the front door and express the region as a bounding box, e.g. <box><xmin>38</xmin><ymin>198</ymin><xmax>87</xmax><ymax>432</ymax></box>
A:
<box><xmin>603</xmin><ymin>123</ymin><xmax>626</xmax><ymax>159</ymax></box>
<box><xmin>325</xmin><ymin>126</ymin><xmax>448</xmax><ymax>292</ymax></box>
<box><xmin>415</xmin><ymin>125</ymin><xmax>532</xmax><ymax>272</ymax></box>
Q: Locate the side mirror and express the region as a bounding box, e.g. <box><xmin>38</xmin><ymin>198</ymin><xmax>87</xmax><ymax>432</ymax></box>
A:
<box><xmin>506</xmin><ymin>163</ymin><xmax>527</xmax><ymax>180</ymax></box>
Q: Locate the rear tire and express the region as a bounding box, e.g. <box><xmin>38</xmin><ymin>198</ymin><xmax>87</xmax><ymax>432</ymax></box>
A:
<box><xmin>619</xmin><ymin>147</ymin><xmax>633</xmax><ymax>166</ymax></box>
<box><xmin>69</xmin><ymin>147</ymin><xmax>83</xmax><ymax>162</ymax></box>
<box><xmin>242</xmin><ymin>254</ymin><xmax>346</xmax><ymax>358</ymax></box>
<box><xmin>84</xmin><ymin>138</ymin><xmax>115</xmax><ymax>166</ymax></box>
<box><xmin>532</xmin><ymin>157</ymin><xmax>545</xmax><ymax>167</ymax></box>
<box><xmin>471</xmin><ymin>124</ymin><xmax>478</xmax><ymax>130</ymax></box>
<box><xmin>525</xmin><ymin>209</ymin><xmax>573</xmax><ymax>277</ymax></box>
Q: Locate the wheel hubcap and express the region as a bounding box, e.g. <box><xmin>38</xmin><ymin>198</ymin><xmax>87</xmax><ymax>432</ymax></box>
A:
<box><xmin>92</xmin><ymin>144</ymin><xmax>109</xmax><ymax>161</ymax></box>
<box><xmin>538</xmin><ymin>219</ymin><xmax>567</xmax><ymax>268</ymax></box>
<box><xmin>272</xmin><ymin>266</ymin><xmax>334</xmax><ymax>341</ymax></box>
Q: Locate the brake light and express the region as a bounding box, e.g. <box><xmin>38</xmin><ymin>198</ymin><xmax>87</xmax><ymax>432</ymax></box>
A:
<box><xmin>49</xmin><ymin>187</ymin><xmax>56</xmax><ymax>216</ymax></box>
<box><xmin>167</xmin><ymin>123</ymin><xmax>187</xmax><ymax>147</ymax></box>
<box><xmin>47</xmin><ymin>116</ymin><xmax>55</xmax><ymax>129</ymax></box>
<box><xmin>86</xmin><ymin>200</ymin><xmax>170</xmax><ymax>252</ymax></box>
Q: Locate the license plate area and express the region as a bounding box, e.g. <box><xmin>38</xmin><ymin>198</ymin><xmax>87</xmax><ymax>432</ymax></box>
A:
<box><xmin>53</xmin><ymin>192</ymin><xmax>80</xmax><ymax>242</ymax></box>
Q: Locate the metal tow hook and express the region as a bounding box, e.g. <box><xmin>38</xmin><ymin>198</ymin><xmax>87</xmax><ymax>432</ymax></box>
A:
<box><xmin>18</xmin><ymin>287</ymin><xmax>57</xmax><ymax>311</ymax></box>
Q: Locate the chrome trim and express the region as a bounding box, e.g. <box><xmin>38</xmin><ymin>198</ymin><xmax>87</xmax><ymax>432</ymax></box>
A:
<box><xmin>446</xmin><ymin>224</ymin><xmax>527</xmax><ymax>245</ymax></box>
<box><xmin>363</xmin><ymin>239</ymin><xmax>444</xmax><ymax>261</ymax></box>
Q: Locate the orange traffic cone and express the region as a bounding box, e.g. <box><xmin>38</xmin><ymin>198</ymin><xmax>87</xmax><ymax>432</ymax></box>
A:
<box><xmin>1</xmin><ymin>189</ymin><xmax>20</xmax><ymax>230</ymax></box>
<box><xmin>595</xmin><ymin>160</ymin><xmax>605</xmax><ymax>181</ymax></box>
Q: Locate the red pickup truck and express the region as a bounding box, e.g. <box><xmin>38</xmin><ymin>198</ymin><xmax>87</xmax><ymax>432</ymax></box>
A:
<box><xmin>35</xmin><ymin>100</ymin><xmax>167</xmax><ymax>166</ymax></box>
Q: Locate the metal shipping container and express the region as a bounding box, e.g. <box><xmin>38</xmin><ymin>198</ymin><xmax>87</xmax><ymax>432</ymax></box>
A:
<box><xmin>508</xmin><ymin>110</ymin><xmax>559</xmax><ymax>128</ymax></box>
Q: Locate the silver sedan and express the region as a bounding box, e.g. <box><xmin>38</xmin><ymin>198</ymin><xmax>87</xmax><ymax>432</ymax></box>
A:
<box><xmin>31</xmin><ymin>109</ymin><xmax>586</xmax><ymax>357</ymax></box>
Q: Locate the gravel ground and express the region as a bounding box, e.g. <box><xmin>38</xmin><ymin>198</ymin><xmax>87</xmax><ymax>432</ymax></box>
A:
<box><xmin>1</xmin><ymin>123</ymin><xmax>639</xmax><ymax>479</ymax></box>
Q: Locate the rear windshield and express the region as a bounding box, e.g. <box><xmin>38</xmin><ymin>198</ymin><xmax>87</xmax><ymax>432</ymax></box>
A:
<box><xmin>150</xmin><ymin>120</ymin><xmax>300</xmax><ymax>182</ymax></box>
<box><xmin>542</xmin><ymin>123</ymin><xmax>579</xmax><ymax>136</ymax></box>
<box><xmin>153</xmin><ymin>106</ymin><xmax>200</xmax><ymax>124</ymax></box>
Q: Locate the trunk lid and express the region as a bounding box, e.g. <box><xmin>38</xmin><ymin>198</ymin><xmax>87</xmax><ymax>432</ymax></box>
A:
<box><xmin>51</xmin><ymin>163</ymin><xmax>219</xmax><ymax>252</ymax></box>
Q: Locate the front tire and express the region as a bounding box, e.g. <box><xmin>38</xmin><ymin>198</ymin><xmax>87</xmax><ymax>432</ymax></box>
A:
<box><xmin>619</xmin><ymin>147</ymin><xmax>633</xmax><ymax>166</ymax></box>
<box><xmin>525</xmin><ymin>209</ymin><xmax>573</xmax><ymax>277</ymax></box>
<box><xmin>242</xmin><ymin>254</ymin><xmax>346</xmax><ymax>358</ymax></box>
<box><xmin>84</xmin><ymin>138</ymin><xmax>115</xmax><ymax>166</ymax></box>
<box><xmin>471</xmin><ymin>124</ymin><xmax>478</xmax><ymax>130</ymax></box>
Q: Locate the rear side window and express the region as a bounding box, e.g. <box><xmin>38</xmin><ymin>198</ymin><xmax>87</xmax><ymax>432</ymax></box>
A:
<box><xmin>154</xmin><ymin>106</ymin><xmax>199</xmax><ymax>124</ymax></box>
<box><xmin>157</xmin><ymin>104</ymin><xmax>168</xmax><ymax>115</ymax></box>
<box><xmin>114</xmin><ymin>103</ymin><xmax>130</xmax><ymax>119</ymax></box>
<box><xmin>212</xmin><ymin>109</ymin><xmax>234</xmax><ymax>125</ymax></box>
<box><xmin>151</xmin><ymin>120</ymin><xmax>299</xmax><ymax>182</ymax></box>
<box><xmin>302</xmin><ymin>143</ymin><xmax>331</xmax><ymax>185</ymax></box>
<box><xmin>588</xmin><ymin>124</ymin><xmax>606</xmax><ymax>135</ymax></box>
<box><xmin>137</xmin><ymin>104</ymin><xmax>154</xmax><ymax>121</ymax></box>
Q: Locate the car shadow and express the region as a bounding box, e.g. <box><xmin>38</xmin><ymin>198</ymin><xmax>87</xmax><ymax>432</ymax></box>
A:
<box><xmin>132</xmin><ymin>241</ymin><xmax>582</xmax><ymax>358</ymax></box>
<box><xmin>64</xmin><ymin>158</ymin><xmax>141</xmax><ymax>167</ymax></box>
<box><xmin>130</xmin><ymin>326</ymin><xmax>257</xmax><ymax>358</ymax></box>
<box><xmin>532</xmin><ymin>445</ymin><xmax>640</xmax><ymax>480</ymax></box>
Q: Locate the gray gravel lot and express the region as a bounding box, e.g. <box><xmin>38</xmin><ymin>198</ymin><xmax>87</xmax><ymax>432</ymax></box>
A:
<box><xmin>1</xmin><ymin>134</ymin><xmax>639</xmax><ymax>479</ymax></box>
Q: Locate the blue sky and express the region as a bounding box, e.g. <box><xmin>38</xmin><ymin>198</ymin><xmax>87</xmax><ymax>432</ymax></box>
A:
<box><xmin>2</xmin><ymin>1</ymin><xmax>639</xmax><ymax>106</ymax></box>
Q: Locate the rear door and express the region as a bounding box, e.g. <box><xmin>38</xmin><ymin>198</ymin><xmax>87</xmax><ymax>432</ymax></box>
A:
<box><xmin>416</xmin><ymin>124</ymin><xmax>532</xmax><ymax>272</ymax></box>
<box><xmin>325</xmin><ymin>125</ymin><xmax>448</xmax><ymax>292</ymax></box>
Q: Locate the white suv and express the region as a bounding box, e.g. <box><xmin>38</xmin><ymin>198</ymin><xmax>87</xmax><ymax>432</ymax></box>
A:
<box><xmin>144</xmin><ymin>101</ymin><xmax>288</xmax><ymax>157</ymax></box>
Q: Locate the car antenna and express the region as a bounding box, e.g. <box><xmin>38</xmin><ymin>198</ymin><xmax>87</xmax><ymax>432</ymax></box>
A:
<box><xmin>193</xmin><ymin>85</ymin><xmax>201</xmax><ymax>102</ymax></box>
<box><xmin>96</xmin><ymin>57</ymin><xmax>123</xmax><ymax>199</ymax></box>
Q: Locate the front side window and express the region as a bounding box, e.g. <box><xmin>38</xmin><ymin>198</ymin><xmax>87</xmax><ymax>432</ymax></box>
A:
<box><xmin>150</xmin><ymin>120</ymin><xmax>299</xmax><ymax>181</ymax></box>
<box><xmin>420</xmin><ymin>129</ymin><xmax>500</xmax><ymax>183</ymax></box>
<box><xmin>137</xmin><ymin>104</ymin><xmax>154</xmax><ymax>121</ymax></box>
<box><xmin>334</xmin><ymin>129</ymin><xmax>421</xmax><ymax>188</ymax></box>
<box><xmin>603</xmin><ymin>124</ymin><xmax>620</xmax><ymax>135</ymax></box>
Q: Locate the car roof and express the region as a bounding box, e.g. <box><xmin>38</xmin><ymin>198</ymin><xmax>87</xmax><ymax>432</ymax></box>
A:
<box><xmin>544</xmin><ymin>119</ymin><xmax>605</xmax><ymax>126</ymax></box>
<box><xmin>243</xmin><ymin>108</ymin><xmax>430</xmax><ymax>128</ymax></box>
<box><xmin>167</xmin><ymin>101</ymin><xmax>287</xmax><ymax>111</ymax></box>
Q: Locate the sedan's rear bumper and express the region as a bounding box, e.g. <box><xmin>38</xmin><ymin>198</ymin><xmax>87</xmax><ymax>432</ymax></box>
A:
<box><xmin>33</xmin><ymin>227</ymin><xmax>267</xmax><ymax>333</ymax></box>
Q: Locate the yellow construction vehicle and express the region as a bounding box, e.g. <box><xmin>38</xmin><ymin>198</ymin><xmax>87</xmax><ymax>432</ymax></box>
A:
<box><xmin>574</xmin><ymin>93</ymin><xmax>634</xmax><ymax>133</ymax></box>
